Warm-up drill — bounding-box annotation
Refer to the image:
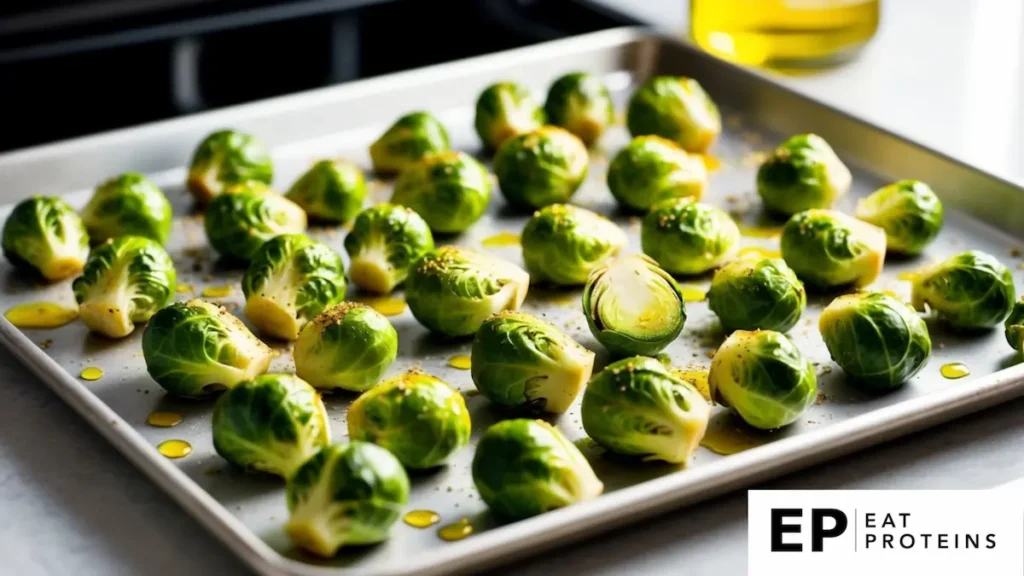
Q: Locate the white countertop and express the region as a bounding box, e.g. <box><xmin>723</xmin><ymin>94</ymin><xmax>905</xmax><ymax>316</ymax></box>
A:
<box><xmin>3</xmin><ymin>1</ymin><xmax>1024</xmax><ymax>575</ymax></box>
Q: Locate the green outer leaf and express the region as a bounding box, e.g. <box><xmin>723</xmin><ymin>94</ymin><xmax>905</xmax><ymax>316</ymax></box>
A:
<box><xmin>391</xmin><ymin>151</ymin><xmax>491</xmax><ymax>234</ymax></box>
<box><xmin>343</xmin><ymin>203</ymin><xmax>435</xmax><ymax>291</ymax></box>
<box><xmin>285</xmin><ymin>160</ymin><xmax>367</xmax><ymax>224</ymax></box>
<box><xmin>187</xmin><ymin>129</ymin><xmax>273</xmax><ymax>199</ymax></box>
<box><xmin>756</xmin><ymin>134</ymin><xmax>850</xmax><ymax>216</ymax></box>
<box><xmin>369</xmin><ymin>112</ymin><xmax>451</xmax><ymax>174</ymax></box>
<box><xmin>242</xmin><ymin>233</ymin><xmax>347</xmax><ymax>323</ymax></box>
<box><xmin>625</xmin><ymin>76</ymin><xmax>721</xmax><ymax>153</ymax></box>
<box><xmin>707</xmin><ymin>257</ymin><xmax>806</xmax><ymax>333</ymax></box>
<box><xmin>855</xmin><ymin>179</ymin><xmax>944</xmax><ymax>255</ymax></box>
<box><xmin>493</xmin><ymin>127</ymin><xmax>589</xmax><ymax>210</ymax></box>
<box><xmin>606</xmin><ymin>135</ymin><xmax>706</xmax><ymax>212</ymax></box>
<box><xmin>910</xmin><ymin>250</ymin><xmax>1016</xmax><ymax>329</ymax></box>
<box><xmin>1</xmin><ymin>195</ymin><xmax>90</xmax><ymax>279</ymax></box>
<box><xmin>520</xmin><ymin>203</ymin><xmax>627</xmax><ymax>286</ymax></box>
<box><xmin>474</xmin><ymin>81</ymin><xmax>546</xmax><ymax>151</ymax></box>
<box><xmin>1005</xmin><ymin>298</ymin><xmax>1024</xmax><ymax>353</ymax></box>
<box><xmin>640</xmin><ymin>197</ymin><xmax>739</xmax><ymax>275</ymax></box>
<box><xmin>780</xmin><ymin>209</ymin><xmax>882</xmax><ymax>289</ymax></box>
<box><xmin>204</xmin><ymin>190</ymin><xmax>307</xmax><ymax>262</ymax></box>
<box><xmin>543</xmin><ymin>72</ymin><xmax>614</xmax><ymax>147</ymax></box>
<box><xmin>82</xmin><ymin>172</ymin><xmax>173</xmax><ymax>244</ymax></box>
<box><xmin>72</xmin><ymin>235</ymin><xmax>176</xmax><ymax>321</ymax></box>
<box><xmin>293</xmin><ymin>303</ymin><xmax>398</xmax><ymax>392</ymax></box>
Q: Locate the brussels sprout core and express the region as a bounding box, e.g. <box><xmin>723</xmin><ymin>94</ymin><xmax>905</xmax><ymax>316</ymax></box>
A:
<box><xmin>285</xmin><ymin>159</ymin><xmax>366</xmax><ymax>225</ymax></box>
<box><xmin>708</xmin><ymin>330</ymin><xmax>817</xmax><ymax>429</ymax></box>
<box><xmin>493</xmin><ymin>126</ymin><xmax>589</xmax><ymax>209</ymax></box>
<box><xmin>581</xmin><ymin>356</ymin><xmax>709</xmax><ymax>464</ymax></box>
<box><xmin>641</xmin><ymin>198</ymin><xmax>740</xmax><ymax>275</ymax></box>
<box><xmin>186</xmin><ymin>129</ymin><xmax>274</xmax><ymax>203</ymax></box>
<box><xmin>626</xmin><ymin>76</ymin><xmax>721</xmax><ymax>153</ymax></box>
<box><xmin>855</xmin><ymin>180</ymin><xmax>944</xmax><ymax>255</ymax></box>
<box><xmin>390</xmin><ymin>151</ymin><xmax>491</xmax><ymax>234</ymax></box>
<box><xmin>344</xmin><ymin>203</ymin><xmax>435</xmax><ymax>294</ymax></box>
<box><xmin>606</xmin><ymin>135</ymin><xmax>707</xmax><ymax>212</ymax></box>
<box><xmin>583</xmin><ymin>254</ymin><xmax>686</xmax><ymax>357</ymax></box>
<box><xmin>204</xmin><ymin>190</ymin><xmax>308</xmax><ymax>262</ymax></box>
<box><xmin>757</xmin><ymin>134</ymin><xmax>851</xmax><ymax>216</ymax></box>
<box><xmin>471</xmin><ymin>311</ymin><xmax>595</xmax><ymax>413</ymax></box>
<box><xmin>142</xmin><ymin>299</ymin><xmax>272</xmax><ymax>397</ymax></box>
<box><xmin>474</xmin><ymin>81</ymin><xmax>546</xmax><ymax>151</ymax></box>
<box><xmin>520</xmin><ymin>204</ymin><xmax>627</xmax><ymax>286</ymax></box>
<box><xmin>544</xmin><ymin>72</ymin><xmax>615</xmax><ymax>146</ymax></box>
<box><xmin>348</xmin><ymin>370</ymin><xmax>471</xmax><ymax>469</ymax></box>
<box><xmin>2</xmin><ymin>196</ymin><xmax>90</xmax><ymax>281</ymax></box>
<box><xmin>369</xmin><ymin>111</ymin><xmax>451</xmax><ymax>175</ymax></box>
<box><xmin>819</xmin><ymin>292</ymin><xmax>932</xmax><ymax>390</ymax></box>
<box><xmin>1006</xmin><ymin>298</ymin><xmax>1024</xmax><ymax>353</ymax></box>
<box><xmin>82</xmin><ymin>172</ymin><xmax>173</xmax><ymax>245</ymax></box>
<box><xmin>73</xmin><ymin>236</ymin><xmax>176</xmax><ymax>339</ymax></box>
<box><xmin>286</xmin><ymin>441</ymin><xmax>409</xmax><ymax>557</ymax></box>
<box><xmin>212</xmin><ymin>374</ymin><xmax>330</xmax><ymax>478</ymax></box>
<box><xmin>293</xmin><ymin>302</ymin><xmax>398</xmax><ymax>392</ymax></box>
<box><xmin>707</xmin><ymin>256</ymin><xmax>806</xmax><ymax>333</ymax></box>
<box><xmin>780</xmin><ymin>209</ymin><xmax>886</xmax><ymax>289</ymax></box>
<box><xmin>472</xmin><ymin>419</ymin><xmax>602</xmax><ymax>520</ymax></box>
<box><xmin>910</xmin><ymin>250</ymin><xmax>1016</xmax><ymax>329</ymax></box>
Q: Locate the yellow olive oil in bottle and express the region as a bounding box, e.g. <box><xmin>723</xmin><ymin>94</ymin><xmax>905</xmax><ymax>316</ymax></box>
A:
<box><xmin>690</xmin><ymin>0</ymin><xmax>880</xmax><ymax>68</ymax></box>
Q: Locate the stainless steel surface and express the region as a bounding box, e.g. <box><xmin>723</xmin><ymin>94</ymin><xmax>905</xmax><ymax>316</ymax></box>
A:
<box><xmin>1</xmin><ymin>27</ymin><xmax>1023</xmax><ymax>576</ymax></box>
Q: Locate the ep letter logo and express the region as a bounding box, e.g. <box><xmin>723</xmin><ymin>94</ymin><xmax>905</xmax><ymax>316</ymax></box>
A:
<box><xmin>771</xmin><ymin>508</ymin><xmax>848</xmax><ymax>552</ymax></box>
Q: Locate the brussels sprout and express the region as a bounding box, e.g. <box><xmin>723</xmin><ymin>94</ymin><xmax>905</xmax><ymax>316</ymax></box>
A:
<box><xmin>626</xmin><ymin>76</ymin><xmax>721</xmax><ymax>153</ymax></box>
<box><xmin>293</xmin><ymin>302</ymin><xmax>398</xmax><ymax>392</ymax></box>
<box><xmin>369</xmin><ymin>111</ymin><xmax>451</xmax><ymax>175</ymax></box>
<box><xmin>474</xmin><ymin>81</ymin><xmax>546</xmax><ymax>151</ymax></box>
<box><xmin>493</xmin><ymin>126</ymin><xmax>589</xmax><ymax>210</ymax></box>
<box><xmin>212</xmin><ymin>374</ymin><xmax>330</xmax><ymax>478</ymax></box>
<box><xmin>81</xmin><ymin>172</ymin><xmax>173</xmax><ymax>245</ymax></box>
<box><xmin>241</xmin><ymin>234</ymin><xmax>347</xmax><ymax>341</ymax></box>
<box><xmin>471</xmin><ymin>311</ymin><xmax>595</xmax><ymax>413</ymax></box>
<box><xmin>390</xmin><ymin>151</ymin><xmax>491</xmax><ymax>234</ymax></box>
<box><xmin>708</xmin><ymin>330</ymin><xmax>817</xmax><ymax>430</ymax></box>
<box><xmin>707</xmin><ymin>256</ymin><xmax>806</xmax><ymax>333</ymax></box>
<box><xmin>284</xmin><ymin>159</ymin><xmax>366</xmax><ymax>225</ymax></box>
<box><xmin>819</xmin><ymin>292</ymin><xmax>931</xmax><ymax>390</ymax></box>
<box><xmin>186</xmin><ymin>129</ymin><xmax>273</xmax><ymax>203</ymax></box>
<box><xmin>405</xmin><ymin>246</ymin><xmax>529</xmax><ymax>337</ymax></box>
<box><xmin>855</xmin><ymin>180</ymin><xmax>944</xmax><ymax>255</ymax></box>
<box><xmin>910</xmin><ymin>250</ymin><xmax>1016</xmax><ymax>329</ymax></box>
<box><xmin>583</xmin><ymin>254</ymin><xmax>685</xmax><ymax>356</ymax></box>
<box><xmin>606</xmin><ymin>136</ymin><xmax>707</xmax><ymax>212</ymax></box>
<box><xmin>756</xmin><ymin>134</ymin><xmax>851</xmax><ymax>216</ymax></box>
<box><xmin>72</xmin><ymin>236</ymin><xmax>176</xmax><ymax>339</ymax></box>
<box><xmin>204</xmin><ymin>189</ymin><xmax>307</xmax><ymax>262</ymax></box>
<box><xmin>285</xmin><ymin>441</ymin><xmax>409</xmax><ymax>557</ymax></box>
<box><xmin>520</xmin><ymin>204</ymin><xmax>627</xmax><ymax>286</ymax></box>
<box><xmin>348</xmin><ymin>371</ymin><xmax>470</xmax><ymax>469</ymax></box>
<box><xmin>472</xmin><ymin>419</ymin><xmax>602</xmax><ymax>520</ymax></box>
<box><xmin>343</xmin><ymin>203</ymin><xmax>434</xmax><ymax>294</ymax></box>
<box><xmin>544</xmin><ymin>72</ymin><xmax>614</xmax><ymax>147</ymax></box>
<box><xmin>1005</xmin><ymin>298</ymin><xmax>1024</xmax><ymax>353</ymax></box>
<box><xmin>641</xmin><ymin>198</ymin><xmax>739</xmax><ymax>275</ymax></box>
<box><xmin>582</xmin><ymin>356</ymin><xmax>709</xmax><ymax>464</ymax></box>
<box><xmin>780</xmin><ymin>209</ymin><xmax>886</xmax><ymax>289</ymax></box>
<box><xmin>142</xmin><ymin>299</ymin><xmax>272</xmax><ymax>397</ymax></box>
<box><xmin>2</xmin><ymin>196</ymin><xmax>89</xmax><ymax>282</ymax></box>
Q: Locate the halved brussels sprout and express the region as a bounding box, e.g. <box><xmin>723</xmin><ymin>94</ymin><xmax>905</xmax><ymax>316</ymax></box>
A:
<box><xmin>757</xmin><ymin>134</ymin><xmax>851</xmax><ymax>216</ymax></box>
<box><xmin>606</xmin><ymin>135</ymin><xmax>707</xmax><ymax>212</ymax></box>
<box><xmin>343</xmin><ymin>203</ymin><xmax>435</xmax><ymax>294</ymax></box>
<box><xmin>583</xmin><ymin>254</ymin><xmax>685</xmax><ymax>356</ymax></box>
<box><xmin>520</xmin><ymin>203</ymin><xmax>627</xmax><ymax>286</ymax></box>
<box><xmin>819</xmin><ymin>292</ymin><xmax>931</xmax><ymax>390</ymax></box>
<box><xmin>708</xmin><ymin>330</ymin><xmax>817</xmax><ymax>430</ymax></box>
<box><xmin>471</xmin><ymin>311</ymin><xmax>595</xmax><ymax>413</ymax></box>
<box><xmin>405</xmin><ymin>246</ymin><xmax>529</xmax><ymax>337</ymax></box>
<box><xmin>285</xmin><ymin>441</ymin><xmax>409</xmax><ymax>557</ymax></box>
<box><xmin>369</xmin><ymin>111</ymin><xmax>451</xmax><ymax>175</ymax></box>
<box><xmin>474</xmin><ymin>81</ymin><xmax>546</xmax><ymax>151</ymax></box>
<box><xmin>1006</xmin><ymin>298</ymin><xmax>1024</xmax><ymax>353</ymax></box>
<box><xmin>780</xmin><ymin>209</ymin><xmax>886</xmax><ymax>289</ymax></box>
<box><xmin>81</xmin><ymin>172</ymin><xmax>173</xmax><ymax>245</ymax></box>
<box><xmin>2</xmin><ymin>196</ymin><xmax>89</xmax><ymax>282</ymax></box>
<box><xmin>72</xmin><ymin>236</ymin><xmax>176</xmax><ymax>339</ymax></box>
<box><xmin>493</xmin><ymin>126</ymin><xmax>589</xmax><ymax>210</ymax></box>
<box><xmin>293</xmin><ymin>302</ymin><xmax>398</xmax><ymax>392</ymax></box>
<box><xmin>626</xmin><ymin>76</ymin><xmax>721</xmax><ymax>153</ymax></box>
<box><xmin>707</xmin><ymin>256</ymin><xmax>806</xmax><ymax>333</ymax></box>
<box><xmin>472</xmin><ymin>419</ymin><xmax>602</xmax><ymax>520</ymax></box>
<box><xmin>186</xmin><ymin>129</ymin><xmax>273</xmax><ymax>203</ymax></box>
<box><xmin>544</xmin><ymin>72</ymin><xmax>615</xmax><ymax>147</ymax></box>
<box><xmin>204</xmin><ymin>189</ymin><xmax>307</xmax><ymax>262</ymax></box>
<box><xmin>142</xmin><ymin>299</ymin><xmax>272</xmax><ymax>397</ymax></box>
<box><xmin>390</xmin><ymin>151</ymin><xmax>491</xmax><ymax>234</ymax></box>
<box><xmin>284</xmin><ymin>159</ymin><xmax>366</xmax><ymax>225</ymax></box>
<box><xmin>855</xmin><ymin>180</ymin><xmax>944</xmax><ymax>255</ymax></box>
<box><xmin>910</xmin><ymin>250</ymin><xmax>1016</xmax><ymax>329</ymax></box>
<box><xmin>581</xmin><ymin>356</ymin><xmax>709</xmax><ymax>464</ymax></box>
<box><xmin>241</xmin><ymin>234</ymin><xmax>347</xmax><ymax>341</ymax></box>
<box><xmin>348</xmin><ymin>370</ymin><xmax>470</xmax><ymax>469</ymax></box>
<box><xmin>641</xmin><ymin>198</ymin><xmax>740</xmax><ymax>275</ymax></box>
<box><xmin>212</xmin><ymin>373</ymin><xmax>330</xmax><ymax>479</ymax></box>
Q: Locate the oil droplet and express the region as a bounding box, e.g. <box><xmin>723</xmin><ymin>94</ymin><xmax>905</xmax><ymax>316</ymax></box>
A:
<box><xmin>404</xmin><ymin>510</ymin><xmax>441</xmax><ymax>528</ymax></box>
<box><xmin>940</xmin><ymin>362</ymin><xmax>970</xmax><ymax>380</ymax></box>
<box><xmin>438</xmin><ymin>518</ymin><xmax>473</xmax><ymax>541</ymax></box>
<box><xmin>176</xmin><ymin>284</ymin><xmax>195</xmax><ymax>294</ymax></box>
<box><xmin>80</xmin><ymin>366</ymin><xmax>104</xmax><ymax>381</ymax></box>
<box><xmin>147</xmin><ymin>411</ymin><xmax>184</xmax><ymax>428</ymax></box>
<box><xmin>673</xmin><ymin>369</ymin><xmax>711</xmax><ymax>401</ymax></box>
<box><xmin>680</xmin><ymin>286</ymin><xmax>707</xmax><ymax>303</ymax></box>
<box><xmin>359</xmin><ymin>296</ymin><xmax>406</xmax><ymax>316</ymax></box>
<box><xmin>701</xmin><ymin>154</ymin><xmax>722</xmax><ymax>172</ymax></box>
<box><xmin>448</xmin><ymin>355</ymin><xmax>472</xmax><ymax>370</ymax></box>
<box><xmin>897</xmin><ymin>271</ymin><xmax>919</xmax><ymax>282</ymax></box>
<box><xmin>481</xmin><ymin>232</ymin><xmax>521</xmax><ymax>247</ymax></box>
<box><xmin>158</xmin><ymin>439</ymin><xmax>192</xmax><ymax>459</ymax></box>
<box><xmin>202</xmin><ymin>285</ymin><xmax>233</xmax><ymax>298</ymax></box>
<box><xmin>5</xmin><ymin>302</ymin><xmax>79</xmax><ymax>329</ymax></box>
<box><xmin>736</xmin><ymin>246</ymin><xmax>781</xmax><ymax>259</ymax></box>
<box><xmin>656</xmin><ymin>353</ymin><xmax>672</xmax><ymax>365</ymax></box>
<box><xmin>738</xmin><ymin>225</ymin><xmax>783</xmax><ymax>239</ymax></box>
<box><xmin>700</xmin><ymin>417</ymin><xmax>775</xmax><ymax>455</ymax></box>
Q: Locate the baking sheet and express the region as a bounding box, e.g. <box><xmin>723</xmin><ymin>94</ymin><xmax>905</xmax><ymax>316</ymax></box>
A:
<box><xmin>1</xmin><ymin>28</ymin><xmax>1023</xmax><ymax>576</ymax></box>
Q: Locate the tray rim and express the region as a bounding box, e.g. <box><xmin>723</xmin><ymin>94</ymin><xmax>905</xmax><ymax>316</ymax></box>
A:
<box><xmin>3</xmin><ymin>25</ymin><xmax>1024</xmax><ymax>576</ymax></box>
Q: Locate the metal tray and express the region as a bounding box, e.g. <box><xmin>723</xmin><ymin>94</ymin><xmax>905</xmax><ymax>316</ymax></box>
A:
<box><xmin>2</xmin><ymin>27</ymin><xmax>1024</xmax><ymax>576</ymax></box>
